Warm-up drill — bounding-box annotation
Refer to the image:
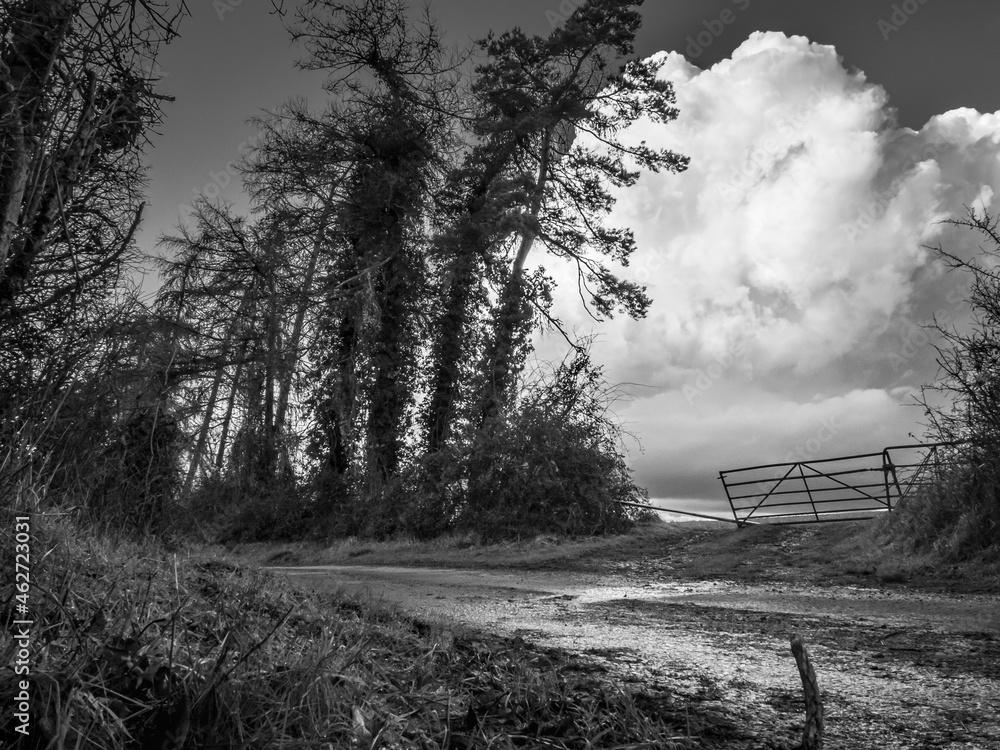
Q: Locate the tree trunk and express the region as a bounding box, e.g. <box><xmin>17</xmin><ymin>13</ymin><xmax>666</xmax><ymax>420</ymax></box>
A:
<box><xmin>477</xmin><ymin>127</ymin><xmax>553</xmax><ymax>425</ymax></box>
<box><xmin>215</xmin><ymin>345</ymin><xmax>247</xmax><ymax>472</ymax></box>
<box><xmin>273</xmin><ymin>207</ymin><xmax>330</xmax><ymax>470</ymax></box>
<box><xmin>184</xmin><ymin>361</ymin><xmax>224</xmax><ymax>493</ymax></box>
<box><xmin>183</xmin><ymin>290</ymin><xmax>253</xmax><ymax>493</ymax></box>
<box><xmin>262</xmin><ymin>257</ymin><xmax>280</xmax><ymax>479</ymax></box>
<box><xmin>367</xmin><ymin>241</ymin><xmax>420</xmax><ymax>482</ymax></box>
<box><xmin>317</xmin><ymin>284</ymin><xmax>361</xmax><ymax>480</ymax></box>
<box><xmin>425</xmin><ymin>249</ymin><xmax>477</xmax><ymax>453</ymax></box>
<box><xmin>424</xmin><ymin>143</ymin><xmax>524</xmax><ymax>453</ymax></box>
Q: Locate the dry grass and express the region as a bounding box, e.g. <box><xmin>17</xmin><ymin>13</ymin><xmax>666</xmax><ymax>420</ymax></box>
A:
<box><xmin>0</xmin><ymin>508</ymin><xmax>713</xmax><ymax>749</ymax></box>
<box><xmin>229</xmin><ymin>517</ymin><xmax>1000</xmax><ymax>594</ymax></box>
<box><xmin>223</xmin><ymin>518</ymin><xmax>704</xmax><ymax>570</ymax></box>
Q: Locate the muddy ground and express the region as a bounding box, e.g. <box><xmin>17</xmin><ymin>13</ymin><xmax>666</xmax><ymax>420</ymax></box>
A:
<box><xmin>256</xmin><ymin>521</ymin><xmax>1000</xmax><ymax>749</ymax></box>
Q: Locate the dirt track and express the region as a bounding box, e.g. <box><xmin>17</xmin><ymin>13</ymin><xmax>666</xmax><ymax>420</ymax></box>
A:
<box><xmin>272</xmin><ymin>560</ymin><xmax>1000</xmax><ymax>749</ymax></box>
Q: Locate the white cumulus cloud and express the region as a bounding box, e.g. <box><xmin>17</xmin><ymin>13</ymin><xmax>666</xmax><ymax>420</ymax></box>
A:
<box><xmin>536</xmin><ymin>31</ymin><xmax>1000</xmax><ymax>504</ymax></box>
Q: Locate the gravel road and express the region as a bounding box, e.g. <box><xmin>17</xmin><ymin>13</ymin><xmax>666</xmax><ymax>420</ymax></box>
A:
<box><xmin>271</xmin><ymin>563</ymin><xmax>1000</xmax><ymax>749</ymax></box>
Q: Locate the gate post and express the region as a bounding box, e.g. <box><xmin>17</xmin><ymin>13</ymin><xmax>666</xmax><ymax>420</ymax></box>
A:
<box><xmin>882</xmin><ymin>448</ymin><xmax>903</xmax><ymax>511</ymax></box>
<box><xmin>720</xmin><ymin>470</ymin><xmax>742</xmax><ymax>527</ymax></box>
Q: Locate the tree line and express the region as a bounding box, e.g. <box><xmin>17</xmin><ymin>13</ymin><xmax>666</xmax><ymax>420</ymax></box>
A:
<box><xmin>1</xmin><ymin>0</ymin><xmax>689</xmax><ymax>541</ymax></box>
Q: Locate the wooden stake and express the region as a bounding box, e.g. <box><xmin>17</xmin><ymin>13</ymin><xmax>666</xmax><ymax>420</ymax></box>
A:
<box><xmin>790</xmin><ymin>633</ymin><xmax>823</xmax><ymax>750</ymax></box>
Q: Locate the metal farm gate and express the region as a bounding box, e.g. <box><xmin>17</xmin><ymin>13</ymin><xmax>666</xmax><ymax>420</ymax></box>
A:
<box><xmin>719</xmin><ymin>442</ymin><xmax>960</xmax><ymax>527</ymax></box>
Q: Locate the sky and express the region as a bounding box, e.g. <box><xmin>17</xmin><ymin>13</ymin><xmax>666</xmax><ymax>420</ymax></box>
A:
<box><xmin>140</xmin><ymin>0</ymin><xmax>1000</xmax><ymax>519</ymax></box>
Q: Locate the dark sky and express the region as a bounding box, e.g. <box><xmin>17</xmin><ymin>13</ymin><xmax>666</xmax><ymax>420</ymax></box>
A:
<box><xmin>144</xmin><ymin>0</ymin><xmax>1000</xmax><ymax>247</ymax></box>
<box><xmin>640</xmin><ymin>0</ymin><xmax>1000</xmax><ymax>128</ymax></box>
<box><xmin>139</xmin><ymin>0</ymin><xmax>1000</xmax><ymax>515</ymax></box>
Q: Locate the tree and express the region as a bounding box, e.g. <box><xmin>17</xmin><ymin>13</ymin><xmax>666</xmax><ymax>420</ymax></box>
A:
<box><xmin>422</xmin><ymin>144</ymin><xmax>520</xmax><ymax>453</ymax></box>
<box><xmin>244</xmin><ymin>107</ymin><xmax>340</xmax><ymax>445</ymax></box>
<box><xmin>288</xmin><ymin>0</ymin><xmax>453</xmax><ymax>493</ymax></box>
<box><xmin>0</xmin><ymin>0</ymin><xmax>183</xmax><ymax>316</ymax></box>
<box><xmin>0</xmin><ymin>0</ymin><xmax>185</xmax><ymax>420</ymax></box>
<box><xmin>425</xmin><ymin>0</ymin><xmax>689</xmax><ymax>434</ymax></box>
<box><xmin>306</xmin><ymin>103</ymin><xmax>434</xmax><ymax>489</ymax></box>
<box><xmin>149</xmin><ymin>0</ymin><xmax>688</xmax><ymax>541</ymax></box>
<box><xmin>0</xmin><ymin>1</ymin><xmax>186</xmax><ymax>530</ymax></box>
<box><xmin>908</xmin><ymin>207</ymin><xmax>1000</xmax><ymax>556</ymax></box>
<box><xmin>155</xmin><ymin>201</ymin><xmax>308</xmax><ymax>491</ymax></box>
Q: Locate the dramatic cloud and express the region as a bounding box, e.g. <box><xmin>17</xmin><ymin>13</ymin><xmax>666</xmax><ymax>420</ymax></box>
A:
<box><xmin>537</xmin><ymin>32</ymin><xmax>1000</xmax><ymax>509</ymax></box>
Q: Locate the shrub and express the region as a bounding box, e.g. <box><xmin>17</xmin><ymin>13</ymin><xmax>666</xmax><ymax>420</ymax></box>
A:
<box><xmin>379</xmin><ymin>345</ymin><xmax>649</xmax><ymax>542</ymax></box>
<box><xmin>883</xmin><ymin>451</ymin><xmax>1000</xmax><ymax>560</ymax></box>
<box><xmin>87</xmin><ymin>405</ymin><xmax>184</xmax><ymax>536</ymax></box>
<box><xmin>1</xmin><ymin>381</ymin><xmax>183</xmax><ymax>538</ymax></box>
<box><xmin>212</xmin><ymin>476</ymin><xmax>342</xmax><ymax>542</ymax></box>
<box><xmin>454</xmin><ymin>405</ymin><xmax>646</xmax><ymax>541</ymax></box>
<box><xmin>889</xmin><ymin>208</ymin><xmax>1000</xmax><ymax>558</ymax></box>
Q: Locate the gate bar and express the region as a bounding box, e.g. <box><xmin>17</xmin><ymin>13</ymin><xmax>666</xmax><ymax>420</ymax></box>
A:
<box><xmin>721</xmin><ymin>442</ymin><xmax>963</xmax><ymax>526</ymax></box>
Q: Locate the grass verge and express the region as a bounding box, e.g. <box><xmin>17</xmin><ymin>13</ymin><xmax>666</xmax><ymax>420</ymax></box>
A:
<box><xmin>229</xmin><ymin>517</ymin><xmax>1000</xmax><ymax>594</ymax></box>
<box><xmin>1</xmin><ymin>510</ymin><xmax>722</xmax><ymax>749</ymax></box>
<box><xmin>219</xmin><ymin>519</ymin><xmax>719</xmax><ymax>570</ymax></box>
